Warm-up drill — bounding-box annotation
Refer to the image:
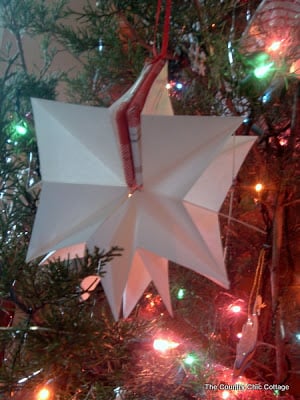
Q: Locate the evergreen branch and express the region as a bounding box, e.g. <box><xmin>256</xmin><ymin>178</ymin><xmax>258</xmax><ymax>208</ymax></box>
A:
<box><xmin>14</xmin><ymin>30</ymin><xmax>27</xmax><ymax>73</ymax></box>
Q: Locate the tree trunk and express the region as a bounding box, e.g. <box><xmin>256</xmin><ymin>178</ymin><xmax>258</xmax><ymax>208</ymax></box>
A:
<box><xmin>270</xmin><ymin>82</ymin><xmax>300</xmax><ymax>383</ymax></box>
<box><xmin>270</xmin><ymin>189</ymin><xmax>288</xmax><ymax>383</ymax></box>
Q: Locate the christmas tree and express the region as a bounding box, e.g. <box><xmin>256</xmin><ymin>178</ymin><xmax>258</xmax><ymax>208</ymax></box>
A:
<box><xmin>0</xmin><ymin>1</ymin><xmax>299</xmax><ymax>399</ymax></box>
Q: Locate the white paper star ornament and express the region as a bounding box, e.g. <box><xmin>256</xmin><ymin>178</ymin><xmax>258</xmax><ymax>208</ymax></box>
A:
<box><xmin>27</xmin><ymin>64</ymin><xmax>256</xmax><ymax>320</ymax></box>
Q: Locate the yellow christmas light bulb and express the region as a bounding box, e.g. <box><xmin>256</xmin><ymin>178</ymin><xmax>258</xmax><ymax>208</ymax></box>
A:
<box><xmin>153</xmin><ymin>338</ymin><xmax>179</xmax><ymax>352</ymax></box>
<box><xmin>255</xmin><ymin>183</ymin><xmax>263</xmax><ymax>192</ymax></box>
<box><xmin>221</xmin><ymin>390</ymin><xmax>230</xmax><ymax>399</ymax></box>
<box><xmin>37</xmin><ymin>387</ymin><xmax>51</xmax><ymax>400</ymax></box>
<box><xmin>268</xmin><ymin>41</ymin><xmax>281</xmax><ymax>52</ymax></box>
<box><xmin>230</xmin><ymin>304</ymin><xmax>241</xmax><ymax>313</ymax></box>
<box><xmin>279</xmin><ymin>138</ymin><xmax>287</xmax><ymax>146</ymax></box>
<box><xmin>290</xmin><ymin>59</ymin><xmax>300</xmax><ymax>75</ymax></box>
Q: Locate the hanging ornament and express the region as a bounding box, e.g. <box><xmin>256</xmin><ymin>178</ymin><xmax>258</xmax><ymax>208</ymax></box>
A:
<box><xmin>238</xmin><ymin>0</ymin><xmax>300</xmax><ymax>99</ymax></box>
<box><xmin>239</xmin><ymin>0</ymin><xmax>300</xmax><ymax>70</ymax></box>
<box><xmin>27</xmin><ymin>0</ymin><xmax>257</xmax><ymax>321</ymax></box>
<box><xmin>27</xmin><ymin>69</ymin><xmax>256</xmax><ymax>320</ymax></box>
<box><xmin>233</xmin><ymin>249</ymin><xmax>266</xmax><ymax>377</ymax></box>
<box><xmin>114</xmin><ymin>387</ymin><xmax>125</xmax><ymax>400</ymax></box>
<box><xmin>26</xmin><ymin>151</ymin><xmax>41</xmax><ymax>194</ymax></box>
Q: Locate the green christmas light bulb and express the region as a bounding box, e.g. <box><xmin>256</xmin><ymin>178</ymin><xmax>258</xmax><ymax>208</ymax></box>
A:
<box><xmin>14</xmin><ymin>120</ymin><xmax>29</xmax><ymax>135</ymax></box>
<box><xmin>254</xmin><ymin>62</ymin><xmax>274</xmax><ymax>79</ymax></box>
<box><xmin>183</xmin><ymin>353</ymin><xmax>197</xmax><ymax>365</ymax></box>
<box><xmin>177</xmin><ymin>288</ymin><xmax>185</xmax><ymax>300</ymax></box>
